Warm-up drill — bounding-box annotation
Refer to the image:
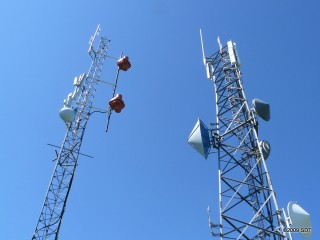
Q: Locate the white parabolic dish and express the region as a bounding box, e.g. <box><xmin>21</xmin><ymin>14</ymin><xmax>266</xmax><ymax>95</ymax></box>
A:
<box><xmin>59</xmin><ymin>107</ymin><xmax>76</xmax><ymax>123</ymax></box>
<box><xmin>287</xmin><ymin>201</ymin><xmax>312</xmax><ymax>239</ymax></box>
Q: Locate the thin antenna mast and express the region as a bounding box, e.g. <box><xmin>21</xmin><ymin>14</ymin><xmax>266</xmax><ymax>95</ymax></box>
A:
<box><xmin>200</xmin><ymin>29</ymin><xmax>206</xmax><ymax>66</ymax></box>
<box><xmin>200</xmin><ymin>29</ymin><xmax>212</xmax><ymax>80</ymax></box>
<box><xmin>217</xmin><ymin>36</ymin><xmax>222</xmax><ymax>52</ymax></box>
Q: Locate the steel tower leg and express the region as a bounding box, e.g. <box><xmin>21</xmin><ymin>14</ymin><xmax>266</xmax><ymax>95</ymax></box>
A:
<box><xmin>32</xmin><ymin>30</ymin><xmax>110</xmax><ymax>240</ymax></box>
<box><xmin>205</xmin><ymin>42</ymin><xmax>291</xmax><ymax>239</ymax></box>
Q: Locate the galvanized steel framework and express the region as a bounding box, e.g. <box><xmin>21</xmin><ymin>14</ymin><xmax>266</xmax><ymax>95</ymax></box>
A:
<box><xmin>32</xmin><ymin>26</ymin><xmax>110</xmax><ymax>240</ymax></box>
<box><xmin>205</xmin><ymin>41</ymin><xmax>291</xmax><ymax>239</ymax></box>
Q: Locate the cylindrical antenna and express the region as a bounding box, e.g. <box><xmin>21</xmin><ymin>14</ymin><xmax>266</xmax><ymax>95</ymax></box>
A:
<box><xmin>200</xmin><ymin>29</ymin><xmax>206</xmax><ymax>66</ymax></box>
<box><xmin>200</xmin><ymin>29</ymin><xmax>212</xmax><ymax>80</ymax></box>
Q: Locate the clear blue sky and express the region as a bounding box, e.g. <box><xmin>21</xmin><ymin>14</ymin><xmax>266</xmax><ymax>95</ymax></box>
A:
<box><xmin>0</xmin><ymin>1</ymin><xmax>318</xmax><ymax>239</ymax></box>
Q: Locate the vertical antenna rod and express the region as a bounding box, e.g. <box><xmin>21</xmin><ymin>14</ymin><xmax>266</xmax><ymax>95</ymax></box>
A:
<box><xmin>200</xmin><ymin>29</ymin><xmax>206</xmax><ymax>66</ymax></box>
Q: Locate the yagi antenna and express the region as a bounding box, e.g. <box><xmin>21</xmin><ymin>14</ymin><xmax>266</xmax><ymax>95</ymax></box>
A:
<box><xmin>88</xmin><ymin>24</ymin><xmax>101</xmax><ymax>54</ymax></box>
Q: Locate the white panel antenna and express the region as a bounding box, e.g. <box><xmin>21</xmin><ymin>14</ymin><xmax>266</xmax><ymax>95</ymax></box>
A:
<box><xmin>227</xmin><ymin>41</ymin><xmax>241</xmax><ymax>66</ymax></box>
<box><xmin>233</xmin><ymin>42</ymin><xmax>241</xmax><ymax>66</ymax></box>
<box><xmin>73</xmin><ymin>73</ymin><xmax>86</xmax><ymax>86</ymax></box>
<box><xmin>227</xmin><ymin>41</ymin><xmax>237</xmax><ymax>65</ymax></box>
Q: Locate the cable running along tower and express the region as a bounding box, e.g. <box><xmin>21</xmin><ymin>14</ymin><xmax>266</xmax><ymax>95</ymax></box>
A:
<box><xmin>32</xmin><ymin>25</ymin><xmax>131</xmax><ymax>240</ymax></box>
<box><xmin>188</xmin><ymin>32</ymin><xmax>312</xmax><ymax>240</ymax></box>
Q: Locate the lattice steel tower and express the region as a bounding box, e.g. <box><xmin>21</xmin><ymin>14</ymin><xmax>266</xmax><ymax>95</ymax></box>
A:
<box><xmin>188</xmin><ymin>32</ymin><xmax>298</xmax><ymax>240</ymax></box>
<box><xmin>32</xmin><ymin>25</ymin><xmax>131</xmax><ymax>240</ymax></box>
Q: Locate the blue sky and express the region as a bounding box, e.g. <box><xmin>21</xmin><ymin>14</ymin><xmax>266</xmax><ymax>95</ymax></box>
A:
<box><xmin>0</xmin><ymin>1</ymin><xmax>318</xmax><ymax>239</ymax></box>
